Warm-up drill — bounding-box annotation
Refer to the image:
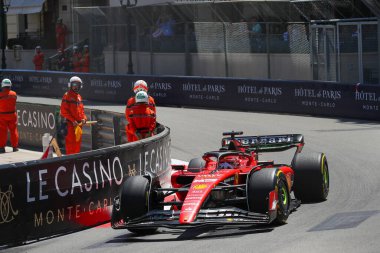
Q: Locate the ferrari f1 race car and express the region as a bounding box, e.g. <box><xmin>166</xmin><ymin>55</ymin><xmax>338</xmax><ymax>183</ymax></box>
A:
<box><xmin>111</xmin><ymin>131</ymin><xmax>329</xmax><ymax>234</ymax></box>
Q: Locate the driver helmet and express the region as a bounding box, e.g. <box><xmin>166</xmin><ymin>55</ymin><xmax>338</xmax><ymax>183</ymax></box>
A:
<box><xmin>68</xmin><ymin>76</ymin><xmax>83</xmax><ymax>93</ymax></box>
<box><xmin>1</xmin><ymin>78</ymin><xmax>12</xmax><ymax>88</ymax></box>
<box><xmin>133</xmin><ymin>80</ymin><xmax>148</xmax><ymax>93</ymax></box>
<box><xmin>218</xmin><ymin>156</ymin><xmax>238</xmax><ymax>169</ymax></box>
<box><xmin>135</xmin><ymin>91</ymin><xmax>149</xmax><ymax>104</ymax></box>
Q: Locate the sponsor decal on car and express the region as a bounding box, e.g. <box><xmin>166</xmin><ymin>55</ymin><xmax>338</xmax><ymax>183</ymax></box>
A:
<box><xmin>190</xmin><ymin>190</ymin><xmax>204</xmax><ymax>194</ymax></box>
<box><xmin>185</xmin><ymin>196</ymin><xmax>202</xmax><ymax>200</ymax></box>
<box><xmin>197</xmin><ymin>174</ymin><xmax>219</xmax><ymax>178</ymax></box>
<box><xmin>193</xmin><ymin>179</ymin><xmax>218</xmax><ymax>183</ymax></box>
<box><xmin>193</xmin><ymin>184</ymin><xmax>208</xmax><ymax>190</ymax></box>
<box><xmin>222</xmin><ymin>134</ymin><xmax>303</xmax><ymax>148</ymax></box>
<box><xmin>182</xmin><ymin>202</ymin><xmax>199</xmax><ymax>206</ymax></box>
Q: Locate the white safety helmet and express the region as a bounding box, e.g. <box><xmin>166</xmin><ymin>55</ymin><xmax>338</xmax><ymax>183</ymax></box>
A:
<box><xmin>73</xmin><ymin>46</ymin><xmax>78</xmax><ymax>51</ymax></box>
<box><xmin>1</xmin><ymin>78</ymin><xmax>12</xmax><ymax>88</ymax></box>
<box><xmin>135</xmin><ymin>91</ymin><xmax>149</xmax><ymax>104</ymax></box>
<box><xmin>133</xmin><ymin>80</ymin><xmax>148</xmax><ymax>93</ymax></box>
<box><xmin>68</xmin><ymin>76</ymin><xmax>83</xmax><ymax>91</ymax></box>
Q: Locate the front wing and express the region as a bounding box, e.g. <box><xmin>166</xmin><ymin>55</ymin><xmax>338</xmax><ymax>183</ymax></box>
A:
<box><xmin>112</xmin><ymin>206</ymin><xmax>272</xmax><ymax>229</ymax></box>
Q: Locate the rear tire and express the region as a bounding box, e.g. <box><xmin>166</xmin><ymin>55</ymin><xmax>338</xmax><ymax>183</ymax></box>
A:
<box><xmin>248</xmin><ymin>168</ymin><xmax>290</xmax><ymax>225</ymax></box>
<box><xmin>292</xmin><ymin>152</ymin><xmax>329</xmax><ymax>202</ymax></box>
<box><xmin>119</xmin><ymin>176</ymin><xmax>157</xmax><ymax>235</ymax></box>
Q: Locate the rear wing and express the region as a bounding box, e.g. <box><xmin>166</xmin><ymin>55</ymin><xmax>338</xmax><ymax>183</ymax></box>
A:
<box><xmin>221</xmin><ymin>134</ymin><xmax>304</xmax><ymax>153</ymax></box>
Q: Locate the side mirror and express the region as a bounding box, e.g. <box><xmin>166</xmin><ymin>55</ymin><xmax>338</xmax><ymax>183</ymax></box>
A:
<box><xmin>172</xmin><ymin>165</ymin><xmax>185</xmax><ymax>171</ymax></box>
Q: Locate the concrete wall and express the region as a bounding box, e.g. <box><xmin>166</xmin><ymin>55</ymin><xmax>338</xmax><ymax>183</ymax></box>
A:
<box><xmin>227</xmin><ymin>53</ymin><xmax>269</xmax><ymax>79</ymax></box>
<box><xmin>5</xmin><ymin>48</ymin><xmax>311</xmax><ymax>81</ymax></box>
<box><xmin>269</xmin><ymin>54</ymin><xmax>311</xmax><ymax>80</ymax></box>
<box><xmin>4</xmin><ymin>50</ymin><xmax>57</xmax><ymax>70</ymax></box>
<box><xmin>103</xmin><ymin>50</ymin><xmax>312</xmax><ymax>80</ymax></box>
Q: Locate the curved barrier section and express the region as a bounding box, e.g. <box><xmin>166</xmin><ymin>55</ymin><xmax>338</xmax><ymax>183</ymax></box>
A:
<box><xmin>1</xmin><ymin>69</ymin><xmax>379</xmax><ymax>121</ymax></box>
<box><xmin>16</xmin><ymin>102</ymin><xmax>128</xmax><ymax>150</ymax></box>
<box><xmin>0</xmin><ymin>104</ymin><xmax>171</xmax><ymax>245</ymax></box>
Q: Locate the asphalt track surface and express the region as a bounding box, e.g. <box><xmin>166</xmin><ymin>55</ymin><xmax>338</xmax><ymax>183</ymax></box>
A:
<box><xmin>4</xmin><ymin>96</ymin><xmax>380</xmax><ymax>253</ymax></box>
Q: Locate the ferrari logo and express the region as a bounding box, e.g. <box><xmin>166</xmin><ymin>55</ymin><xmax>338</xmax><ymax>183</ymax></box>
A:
<box><xmin>193</xmin><ymin>184</ymin><xmax>207</xmax><ymax>190</ymax></box>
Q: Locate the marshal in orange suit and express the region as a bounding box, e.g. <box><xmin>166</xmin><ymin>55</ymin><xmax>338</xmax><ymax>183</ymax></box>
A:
<box><xmin>126</xmin><ymin>91</ymin><xmax>156</xmax><ymax>142</ymax></box>
<box><xmin>125</xmin><ymin>80</ymin><xmax>156</xmax><ymax>142</ymax></box>
<box><xmin>32</xmin><ymin>46</ymin><xmax>44</xmax><ymax>70</ymax></box>
<box><xmin>60</xmin><ymin>76</ymin><xmax>87</xmax><ymax>155</ymax></box>
<box><xmin>0</xmin><ymin>79</ymin><xmax>19</xmax><ymax>153</ymax></box>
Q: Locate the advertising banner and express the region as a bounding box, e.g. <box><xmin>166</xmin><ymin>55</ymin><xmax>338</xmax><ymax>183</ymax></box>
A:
<box><xmin>0</xmin><ymin>128</ymin><xmax>171</xmax><ymax>245</ymax></box>
<box><xmin>17</xmin><ymin>103</ymin><xmax>58</xmax><ymax>148</ymax></box>
<box><xmin>1</xmin><ymin>70</ymin><xmax>379</xmax><ymax>120</ymax></box>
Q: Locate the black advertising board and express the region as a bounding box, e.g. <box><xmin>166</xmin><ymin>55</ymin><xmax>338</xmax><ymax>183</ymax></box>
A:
<box><xmin>145</xmin><ymin>77</ymin><xmax>379</xmax><ymax>121</ymax></box>
<box><xmin>1</xmin><ymin>70</ymin><xmax>379</xmax><ymax>121</ymax></box>
<box><xmin>17</xmin><ymin>103</ymin><xmax>58</xmax><ymax>148</ymax></box>
<box><xmin>0</xmin><ymin>70</ymin><xmax>67</xmax><ymax>98</ymax></box>
<box><xmin>0</xmin><ymin>70</ymin><xmax>135</xmax><ymax>102</ymax></box>
<box><xmin>0</xmin><ymin>127</ymin><xmax>171</xmax><ymax>245</ymax></box>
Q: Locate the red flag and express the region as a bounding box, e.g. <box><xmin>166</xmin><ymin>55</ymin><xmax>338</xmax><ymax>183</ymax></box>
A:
<box><xmin>40</xmin><ymin>145</ymin><xmax>50</xmax><ymax>160</ymax></box>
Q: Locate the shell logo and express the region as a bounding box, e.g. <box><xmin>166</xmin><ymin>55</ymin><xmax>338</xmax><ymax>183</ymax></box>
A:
<box><xmin>193</xmin><ymin>184</ymin><xmax>208</xmax><ymax>190</ymax></box>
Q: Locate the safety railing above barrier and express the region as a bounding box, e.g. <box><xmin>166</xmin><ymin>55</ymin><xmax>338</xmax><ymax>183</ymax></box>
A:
<box><xmin>1</xmin><ymin>70</ymin><xmax>379</xmax><ymax>122</ymax></box>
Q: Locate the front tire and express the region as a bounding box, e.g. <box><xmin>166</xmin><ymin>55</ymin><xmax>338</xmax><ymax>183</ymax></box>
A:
<box><xmin>248</xmin><ymin>168</ymin><xmax>290</xmax><ymax>225</ymax></box>
<box><xmin>292</xmin><ymin>152</ymin><xmax>329</xmax><ymax>202</ymax></box>
<box><xmin>119</xmin><ymin>176</ymin><xmax>157</xmax><ymax>235</ymax></box>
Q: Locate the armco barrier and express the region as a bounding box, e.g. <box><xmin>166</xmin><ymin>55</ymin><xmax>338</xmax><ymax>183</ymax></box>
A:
<box><xmin>1</xmin><ymin>70</ymin><xmax>379</xmax><ymax>121</ymax></box>
<box><xmin>16</xmin><ymin>102</ymin><xmax>128</xmax><ymax>151</ymax></box>
<box><xmin>0</xmin><ymin>124</ymin><xmax>171</xmax><ymax>245</ymax></box>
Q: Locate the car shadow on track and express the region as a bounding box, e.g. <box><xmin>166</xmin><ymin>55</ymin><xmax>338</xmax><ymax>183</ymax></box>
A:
<box><xmin>106</xmin><ymin>225</ymin><xmax>274</xmax><ymax>243</ymax></box>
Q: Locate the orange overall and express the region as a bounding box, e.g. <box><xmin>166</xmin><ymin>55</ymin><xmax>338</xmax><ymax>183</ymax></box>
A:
<box><xmin>81</xmin><ymin>51</ymin><xmax>90</xmax><ymax>72</ymax></box>
<box><xmin>0</xmin><ymin>89</ymin><xmax>18</xmax><ymax>149</ymax></box>
<box><xmin>56</xmin><ymin>23</ymin><xmax>67</xmax><ymax>50</ymax></box>
<box><xmin>60</xmin><ymin>90</ymin><xmax>87</xmax><ymax>155</ymax></box>
<box><xmin>125</xmin><ymin>98</ymin><xmax>156</xmax><ymax>142</ymax></box>
<box><xmin>33</xmin><ymin>52</ymin><xmax>44</xmax><ymax>70</ymax></box>
<box><xmin>71</xmin><ymin>52</ymin><xmax>82</xmax><ymax>72</ymax></box>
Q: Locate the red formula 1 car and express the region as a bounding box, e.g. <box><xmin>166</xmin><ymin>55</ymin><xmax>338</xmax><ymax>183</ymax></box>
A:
<box><xmin>111</xmin><ymin>131</ymin><xmax>329</xmax><ymax>234</ymax></box>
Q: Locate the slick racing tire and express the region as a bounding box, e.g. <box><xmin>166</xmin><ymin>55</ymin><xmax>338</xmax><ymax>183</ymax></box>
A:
<box><xmin>120</xmin><ymin>176</ymin><xmax>157</xmax><ymax>235</ymax></box>
<box><xmin>248</xmin><ymin>168</ymin><xmax>290</xmax><ymax>225</ymax></box>
<box><xmin>111</xmin><ymin>200</ymin><xmax>121</xmax><ymax>224</ymax></box>
<box><xmin>292</xmin><ymin>152</ymin><xmax>329</xmax><ymax>202</ymax></box>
